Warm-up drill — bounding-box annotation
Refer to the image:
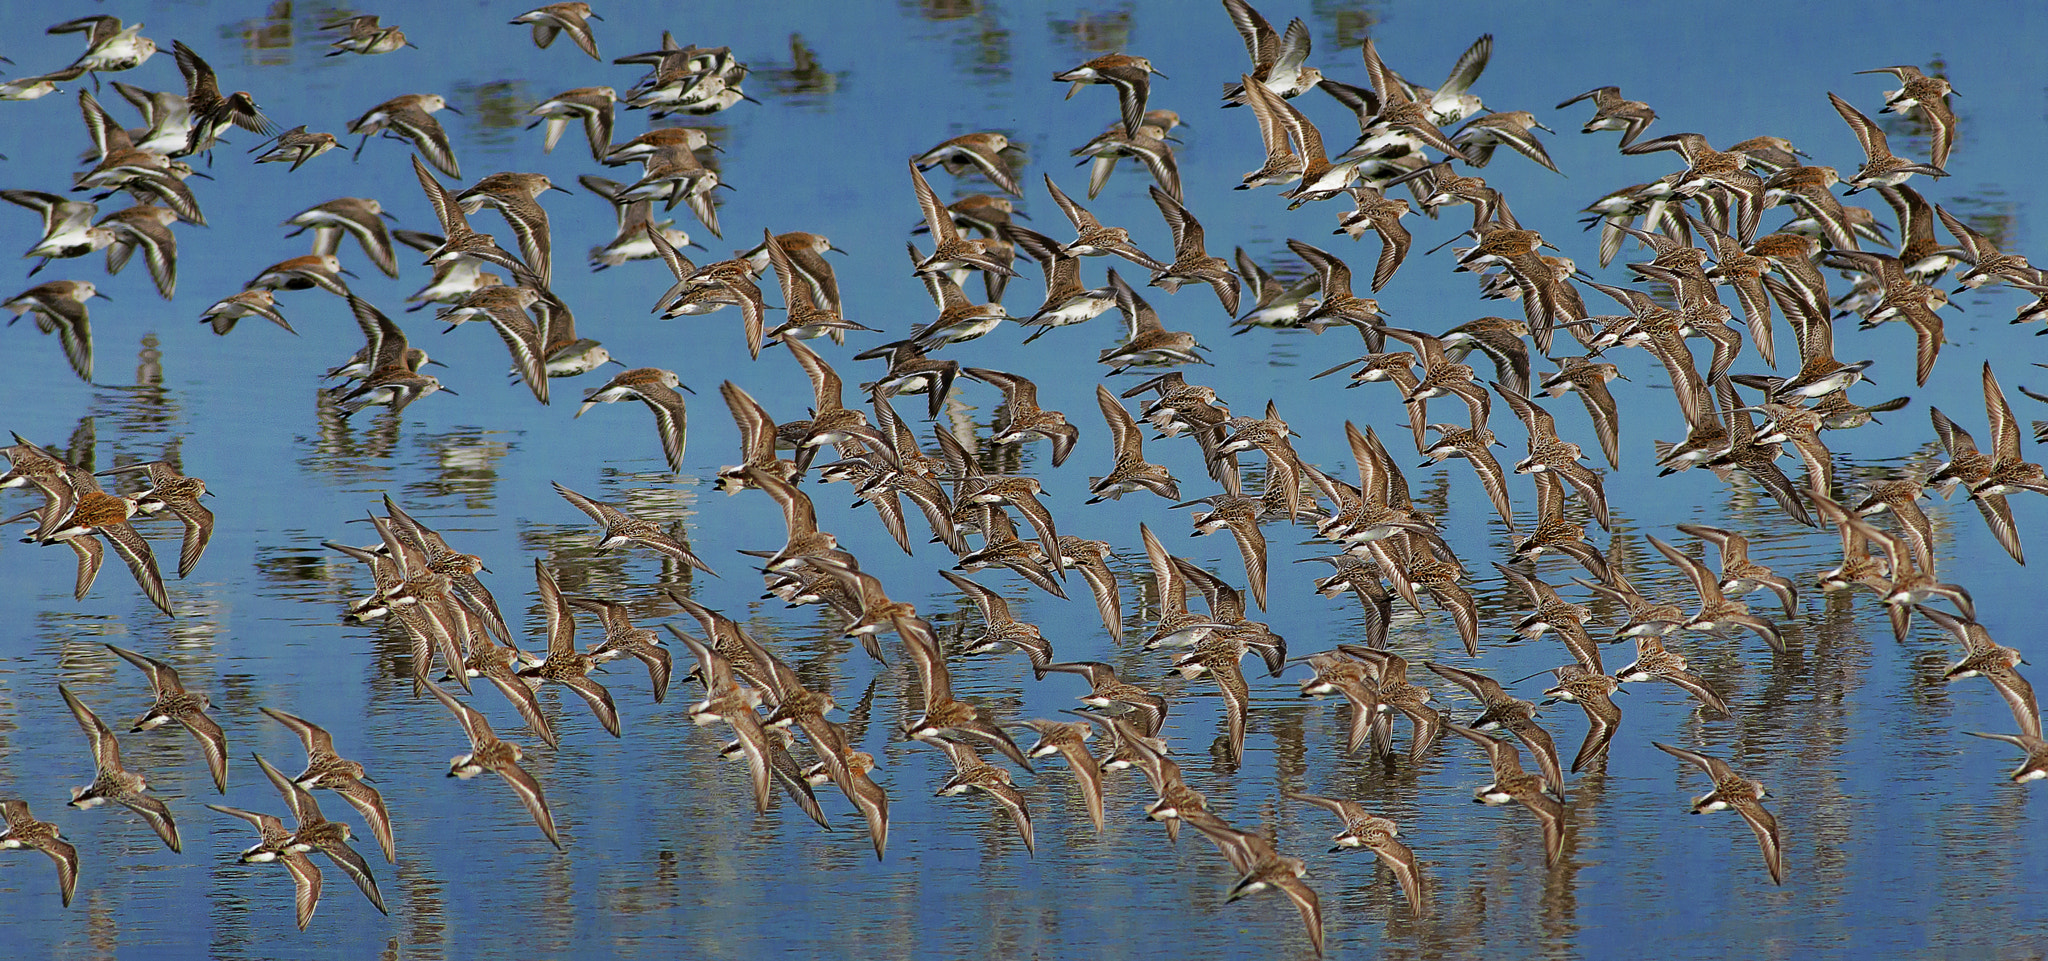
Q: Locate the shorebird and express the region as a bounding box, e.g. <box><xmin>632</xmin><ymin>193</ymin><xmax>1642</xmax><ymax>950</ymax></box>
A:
<box><xmin>1616</xmin><ymin>636</ymin><xmax>1730</xmax><ymax>716</ymax></box>
<box><xmin>284</xmin><ymin>197</ymin><xmax>400</xmax><ymax>279</ymax></box>
<box><xmin>251</xmin><ymin>755</ymin><xmax>387</xmax><ymax>916</ymax></box>
<box><xmin>1054</xmin><ymin>52</ymin><xmax>1165</xmax><ymax>139</ymax></box>
<box><xmin>0</xmin><ymin>800</ymin><xmax>79</xmax><ymax>908</ymax></box>
<box><xmin>4</xmin><ymin>280</ymin><xmax>104</xmax><ymax>381</ymax></box>
<box><xmin>1856</xmin><ymin>64</ymin><xmax>1956</xmax><ymax>169</ymax></box>
<box><xmin>60</xmin><ymin>685</ymin><xmax>180</xmax><ymax>852</ymax></box>
<box><xmin>1006</xmin><ymin>224</ymin><xmax>1116</xmax><ymax>342</ymax></box>
<box><xmin>105</xmin><ymin>644</ymin><xmax>227</xmax><ymax>793</ymax></box>
<box><xmin>550</xmin><ymin>481</ymin><xmax>716</xmax><ymax>574</ymax></box>
<box><xmin>34</xmin><ymin>466</ymin><xmax>172</xmax><ymax>615</ymax></box>
<box><xmin>1541</xmin><ymin>664</ymin><xmax>1623</xmax><ymax>773</ymax></box>
<box><xmin>1445</xmin><ymin>723</ymin><xmax>1565</xmax><ymax>866</ymax></box>
<box><xmin>1043</xmin><ymin>174</ymin><xmax>1165</xmax><ymax>272</ymax></box>
<box><xmin>422</xmin><ymin>682</ymin><xmax>563</xmax><ymax>849</ymax></box>
<box><xmin>1099</xmin><ymin>269</ymin><xmax>1207</xmax><ymax>374</ymax></box>
<box><xmin>909</xmin><ymin>162</ymin><xmax>1016</xmax><ymax>280</ymax></box>
<box><xmin>1918</xmin><ymin>606</ymin><xmax>2040</xmax><ymax>739</ymax></box>
<box><xmin>1555</xmin><ymin>86</ymin><xmax>1656</xmax><ymax>149</ymax></box>
<box><xmin>1283</xmin><ymin>788</ymin><xmax>1422</xmax><ymax>916</ymax></box>
<box><xmin>323</xmin><ymin>15</ymin><xmax>414</xmax><ymax>57</ymax></box>
<box><xmin>576</xmin><ymin>367</ymin><xmax>692</xmax><ymax>473</ymax></box>
<box><xmin>51</xmin><ymin>15</ymin><xmax>157</xmax><ymax>76</ymax></box>
<box><xmin>1332</xmin><ymin>186</ymin><xmax>1413</xmax><ymax>292</ymax></box>
<box><xmin>1220</xmin><ymin>0</ymin><xmax>1321</xmax><ymax>105</ymax></box>
<box><xmin>250</xmin><ymin>126</ymin><xmax>338</xmax><ymax>171</ymax></box>
<box><xmin>205</xmin><ymin>801</ymin><xmax>322</xmax><ymax>929</ymax></box>
<box><xmin>258</xmin><ymin>707</ymin><xmax>394</xmax><ymax>863</ymax></box>
<box><xmin>913</xmin><ymin>132</ymin><xmax>1023</xmax><ymax>196</ymax></box>
<box><xmin>1426</xmin><ymin>660</ymin><xmax>1564</xmax><ymax>790</ymax></box>
<box><xmin>1180</xmin><ymin>810</ymin><xmax>1326</xmax><ymax>957</ymax></box>
<box><xmin>1828</xmin><ymin>91</ymin><xmax>1946</xmax><ymax>193</ymax></box>
<box><xmin>1451</xmin><ymin>110</ymin><xmax>1558</xmax><ymax>172</ymax></box>
<box><xmin>1088</xmin><ymin>384</ymin><xmax>1180</xmax><ymax>503</ymax></box>
<box><xmin>1964</xmin><ymin>731</ymin><xmax>2048</xmax><ymax>784</ymax></box>
<box><xmin>511</xmin><ymin>3</ymin><xmax>603</xmax><ymax>60</ymax></box>
<box><xmin>172</xmin><ymin>40</ymin><xmax>275</xmax><ymax>159</ymax></box>
<box><xmin>1072</xmin><ymin>111</ymin><xmax>1183</xmax><ymax>200</ymax></box>
<box><xmin>516</xmin><ymin>561</ymin><xmax>622</xmax><ymax>738</ymax></box>
<box><xmin>932</xmin><ymin>740</ymin><xmax>1036</xmax><ymax>854</ymax></box>
<box><xmin>1020</xmin><ymin>719</ymin><xmax>1105</xmax><ymax>833</ymax></box>
<box><xmin>1653</xmin><ymin>742</ymin><xmax>1785</xmax><ymax>885</ymax></box>
<box><xmin>1146</xmin><ymin>185</ymin><xmax>1240</xmax><ymax>316</ymax></box>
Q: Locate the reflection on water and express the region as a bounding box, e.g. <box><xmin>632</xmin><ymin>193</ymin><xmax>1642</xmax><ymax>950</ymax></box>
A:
<box><xmin>455</xmin><ymin>80</ymin><xmax>533</xmax><ymax>148</ymax></box>
<box><xmin>299</xmin><ymin>399</ymin><xmax>406</xmax><ymax>480</ymax></box>
<box><xmin>1310</xmin><ymin>1</ymin><xmax>1382</xmax><ymax>50</ymax></box>
<box><xmin>908</xmin><ymin>0</ymin><xmax>984</xmax><ymax>24</ymax></box>
<box><xmin>761</xmin><ymin>34</ymin><xmax>846</xmax><ymax>103</ymax></box>
<box><xmin>1048</xmin><ymin>8</ymin><xmax>1134</xmax><ymax>56</ymax></box>
<box><xmin>408</xmin><ymin>427</ymin><xmax>514</xmax><ymax>507</ymax></box>
<box><xmin>225</xmin><ymin>0</ymin><xmax>297</xmax><ymax>63</ymax></box>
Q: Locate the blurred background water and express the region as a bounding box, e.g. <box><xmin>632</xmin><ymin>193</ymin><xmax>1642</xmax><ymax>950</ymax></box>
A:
<box><xmin>0</xmin><ymin>1</ymin><xmax>2044</xmax><ymax>959</ymax></box>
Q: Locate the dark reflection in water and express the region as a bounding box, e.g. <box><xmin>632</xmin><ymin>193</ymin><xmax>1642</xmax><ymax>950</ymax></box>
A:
<box><xmin>1048</xmin><ymin>8</ymin><xmax>1134</xmax><ymax>57</ymax></box>
<box><xmin>85</xmin><ymin>893</ymin><xmax>119</xmax><ymax>960</ymax></box>
<box><xmin>455</xmin><ymin>80</ymin><xmax>533</xmax><ymax>148</ymax></box>
<box><xmin>907</xmin><ymin>0</ymin><xmax>983</xmax><ymax>24</ymax></box>
<box><xmin>1310</xmin><ymin>1</ymin><xmax>1382</xmax><ymax>51</ymax></box>
<box><xmin>1946</xmin><ymin>187</ymin><xmax>2019</xmax><ymax>256</ymax></box>
<box><xmin>908</xmin><ymin>3</ymin><xmax>1011</xmax><ymax>84</ymax></box>
<box><xmin>396</xmin><ymin>862</ymin><xmax>447</xmax><ymax>961</ymax></box>
<box><xmin>225</xmin><ymin>1</ymin><xmax>298</xmax><ymax>64</ymax></box>
<box><xmin>39</xmin><ymin>416</ymin><xmax>101</xmax><ymax>473</ymax></box>
<box><xmin>404</xmin><ymin>427</ymin><xmax>513</xmax><ymax>508</ymax></box>
<box><xmin>298</xmin><ymin>397</ymin><xmax>406</xmax><ymax>480</ymax></box>
<box><xmin>760</xmin><ymin>34</ymin><xmax>846</xmax><ymax>103</ymax></box>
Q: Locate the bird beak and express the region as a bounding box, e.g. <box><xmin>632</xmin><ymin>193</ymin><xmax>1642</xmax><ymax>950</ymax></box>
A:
<box><xmin>94</xmin><ymin>291</ymin><xmax>112</xmax><ymax>301</ymax></box>
<box><xmin>444</xmin><ymin>105</ymin><xmax>465</xmax><ymax>116</ymax></box>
